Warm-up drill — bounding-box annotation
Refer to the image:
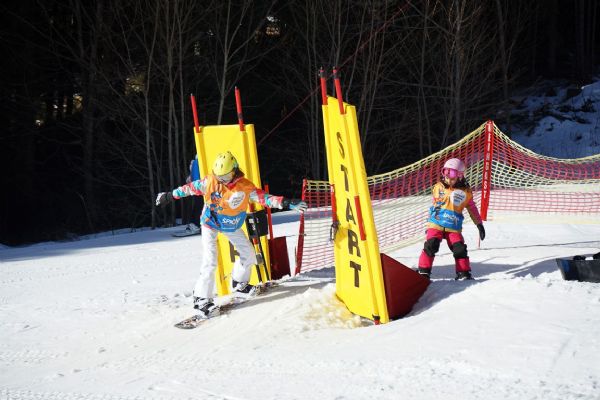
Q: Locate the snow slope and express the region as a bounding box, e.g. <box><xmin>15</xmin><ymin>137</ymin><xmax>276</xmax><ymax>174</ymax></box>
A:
<box><xmin>510</xmin><ymin>77</ymin><xmax>600</xmax><ymax>158</ymax></box>
<box><xmin>1</xmin><ymin>214</ymin><xmax>600</xmax><ymax>400</ymax></box>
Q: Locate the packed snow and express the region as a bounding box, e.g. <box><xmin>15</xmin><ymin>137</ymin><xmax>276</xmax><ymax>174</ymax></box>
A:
<box><xmin>1</xmin><ymin>213</ymin><xmax>600</xmax><ymax>400</ymax></box>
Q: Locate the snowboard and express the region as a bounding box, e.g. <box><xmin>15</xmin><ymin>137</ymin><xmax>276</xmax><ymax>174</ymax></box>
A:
<box><xmin>174</xmin><ymin>282</ymin><xmax>277</xmax><ymax>330</ymax></box>
<box><xmin>174</xmin><ymin>302</ymin><xmax>239</xmax><ymax>329</ymax></box>
<box><xmin>172</xmin><ymin>228</ymin><xmax>201</xmax><ymax>238</ymax></box>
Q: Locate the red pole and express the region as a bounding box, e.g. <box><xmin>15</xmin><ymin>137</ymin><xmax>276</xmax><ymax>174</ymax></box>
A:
<box><xmin>330</xmin><ymin>184</ymin><xmax>338</xmax><ymax>225</ymax></box>
<box><xmin>480</xmin><ymin>120</ymin><xmax>495</xmax><ymax>221</ymax></box>
<box><xmin>333</xmin><ymin>68</ymin><xmax>345</xmax><ymax>115</ymax></box>
<box><xmin>190</xmin><ymin>94</ymin><xmax>200</xmax><ymax>133</ymax></box>
<box><xmin>319</xmin><ymin>68</ymin><xmax>328</xmax><ymax>105</ymax></box>
<box><xmin>265</xmin><ymin>184</ymin><xmax>274</xmax><ymax>241</ymax></box>
<box><xmin>354</xmin><ymin>196</ymin><xmax>366</xmax><ymax>241</ymax></box>
<box><xmin>235</xmin><ymin>86</ymin><xmax>245</xmax><ymax>132</ymax></box>
<box><xmin>295</xmin><ymin>179</ymin><xmax>307</xmax><ymax>275</ymax></box>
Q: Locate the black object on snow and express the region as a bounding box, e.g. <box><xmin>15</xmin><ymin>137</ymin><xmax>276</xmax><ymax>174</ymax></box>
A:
<box><xmin>555</xmin><ymin>257</ymin><xmax>600</xmax><ymax>283</ymax></box>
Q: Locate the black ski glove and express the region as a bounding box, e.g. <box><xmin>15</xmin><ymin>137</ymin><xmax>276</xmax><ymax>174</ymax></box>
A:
<box><xmin>155</xmin><ymin>192</ymin><xmax>174</xmax><ymax>207</ymax></box>
<box><xmin>281</xmin><ymin>198</ymin><xmax>307</xmax><ymax>213</ymax></box>
<box><xmin>476</xmin><ymin>223</ymin><xmax>485</xmax><ymax>241</ymax></box>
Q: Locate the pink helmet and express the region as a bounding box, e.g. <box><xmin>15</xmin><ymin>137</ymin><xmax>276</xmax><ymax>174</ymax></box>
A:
<box><xmin>442</xmin><ymin>158</ymin><xmax>465</xmax><ymax>179</ymax></box>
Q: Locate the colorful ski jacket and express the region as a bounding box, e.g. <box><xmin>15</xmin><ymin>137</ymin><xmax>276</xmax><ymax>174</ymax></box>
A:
<box><xmin>172</xmin><ymin>173</ymin><xmax>283</xmax><ymax>232</ymax></box>
<box><xmin>427</xmin><ymin>180</ymin><xmax>482</xmax><ymax>232</ymax></box>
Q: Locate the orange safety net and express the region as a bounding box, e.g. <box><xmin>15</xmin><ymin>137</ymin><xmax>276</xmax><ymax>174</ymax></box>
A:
<box><xmin>296</xmin><ymin>121</ymin><xmax>600</xmax><ymax>274</ymax></box>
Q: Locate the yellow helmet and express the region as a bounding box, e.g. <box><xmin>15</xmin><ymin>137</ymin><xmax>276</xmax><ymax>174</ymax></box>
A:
<box><xmin>212</xmin><ymin>151</ymin><xmax>239</xmax><ymax>176</ymax></box>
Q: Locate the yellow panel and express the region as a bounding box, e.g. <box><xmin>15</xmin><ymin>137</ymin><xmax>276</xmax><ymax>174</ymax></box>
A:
<box><xmin>193</xmin><ymin>124</ymin><xmax>271</xmax><ymax>296</ymax></box>
<box><xmin>322</xmin><ymin>96</ymin><xmax>389</xmax><ymax>323</ymax></box>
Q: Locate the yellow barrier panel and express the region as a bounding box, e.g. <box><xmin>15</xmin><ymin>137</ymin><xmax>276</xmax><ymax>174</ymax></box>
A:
<box><xmin>322</xmin><ymin>96</ymin><xmax>389</xmax><ymax>323</ymax></box>
<box><xmin>193</xmin><ymin>124</ymin><xmax>270</xmax><ymax>296</ymax></box>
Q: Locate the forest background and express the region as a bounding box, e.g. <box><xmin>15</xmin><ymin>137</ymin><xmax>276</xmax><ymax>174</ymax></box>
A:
<box><xmin>1</xmin><ymin>0</ymin><xmax>598</xmax><ymax>245</ymax></box>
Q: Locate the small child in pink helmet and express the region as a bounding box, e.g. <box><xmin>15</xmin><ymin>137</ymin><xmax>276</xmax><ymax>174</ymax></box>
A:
<box><xmin>417</xmin><ymin>158</ymin><xmax>485</xmax><ymax>280</ymax></box>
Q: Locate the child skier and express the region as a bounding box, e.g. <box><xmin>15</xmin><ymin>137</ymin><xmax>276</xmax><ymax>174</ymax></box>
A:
<box><xmin>155</xmin><ymin>151</ymin><xmax>307</xmax><ymax>318</ymax></box>
<box><xmin>417</xmin><ymin>158</ymin><xmax>485</xmax><ymax>280</ymax></box>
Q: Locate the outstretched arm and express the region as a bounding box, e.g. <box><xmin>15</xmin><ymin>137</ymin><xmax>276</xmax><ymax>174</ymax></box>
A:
<box><xmin>249</xmin><ymin>189</ymin><xmax>307</xmax><ymax>213</ymax></box>
<box><xmin>249</xmin><ymin>188</ymin><xmax>284</xmax><ymax>208</ymax></box>
<box><xmin>172</xmin><ymin>179</ymin><xmax>207</xmax><ymax>199</ymax></box>
<box><xmin>156</xmin><ymin>178</ymin><xmax>207</xmax><ymax>207</ymax></box>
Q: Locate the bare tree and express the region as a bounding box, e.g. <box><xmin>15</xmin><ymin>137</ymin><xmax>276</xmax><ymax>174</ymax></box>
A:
<box><xmin>71</xmin><ymin>0</ymin><xmax>105</xmax><ymax>226</ymax></box>
<box><xmin>200</xmin><ymin>0</ymin><xmax>278</xmax><ymax>124</ymax></box>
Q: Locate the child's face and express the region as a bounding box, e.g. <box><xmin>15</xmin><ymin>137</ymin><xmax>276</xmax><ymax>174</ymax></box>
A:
<box><xmin>444</xmin><ymin>176</ymin><xmax>458</xmax><ymax>187</ymax></box>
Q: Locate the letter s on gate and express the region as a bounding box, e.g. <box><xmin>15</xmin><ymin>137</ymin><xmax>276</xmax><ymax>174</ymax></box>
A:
<box><xmin>336</xmin><ymin>131</ymin><xmax>345</xmax><ymax>158</ymax></box>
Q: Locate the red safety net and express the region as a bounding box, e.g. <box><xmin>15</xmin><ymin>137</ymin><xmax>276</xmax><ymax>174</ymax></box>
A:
<box><xmin>296</xmin><ymin>121</ymin><xmax>600</xmax><ymax>274</ymax></box>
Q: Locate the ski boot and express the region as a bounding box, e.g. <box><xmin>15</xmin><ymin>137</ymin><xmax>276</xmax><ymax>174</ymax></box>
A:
<box><xmin>417</xmin><ymin>267</ymin><xmax>431</xmax><ymax>280</ymax></box>
<box><xmin>455</xmin><ymin>271</ymin><xmax>474</xmax><ymax>281</ymax></box>
<box><xmin>193</xmin><ymin>297</ymin><xmax>220</xmax><ymax>319</ymax></box>
<box><xmin>232</xmin><ymin>280</ymin><xmax>260</xmax><ymax>299</ymax></box>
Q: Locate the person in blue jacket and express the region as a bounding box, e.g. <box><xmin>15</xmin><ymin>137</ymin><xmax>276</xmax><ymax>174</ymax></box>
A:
<box><xmin>183</xmin><ymin>155</ymin><xmax>202</xmax><ymax>234</ymax></box>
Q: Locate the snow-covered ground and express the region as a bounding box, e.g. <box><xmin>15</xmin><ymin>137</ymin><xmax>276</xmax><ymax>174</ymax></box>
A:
<box><xmin>1</xmin><ymin>213</ymin><xmax>600</xmax><ymax>400</ymax></box>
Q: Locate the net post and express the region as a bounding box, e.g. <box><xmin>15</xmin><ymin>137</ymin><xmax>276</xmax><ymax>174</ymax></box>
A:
<box><xmin>295</xmin><ymin>178</ymin><xmax>308</xmax><ymax>275</ymax></box>
<box><xmin>480</xmin><ymin>120</ymin><xmax>495</xmax><ymax>221</ymax></box>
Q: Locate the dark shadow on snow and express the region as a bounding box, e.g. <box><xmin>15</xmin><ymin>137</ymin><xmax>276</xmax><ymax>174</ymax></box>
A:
<box><xmin>0</xmin><ymin>226</ymin><xmax>194</xmax><ymax>262</ymax></box>
<box><xmin>407</xmin><ymin>255</ymin><xmax>591</xmax><ymax>318</ymax></box>
<box><xmin>0</xmin><ymin>211</ymin><xmax>302</xmax><ymax>262</ymax></box>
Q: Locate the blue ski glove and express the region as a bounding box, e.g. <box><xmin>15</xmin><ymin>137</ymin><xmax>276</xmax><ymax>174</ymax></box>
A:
<box><xmin>476</xmin><ymin>223</ymin><xmax>485</xmax><ymax>241</ymax></box>
<box><xmin>155</xmin><ymin>192</ymin><xmax>174</xmax><ymax>207</ymax></box>
<box><xmin>282</xmin><ymin>198</ymin><xmax>307</xmax><ymax>213</ymax></box>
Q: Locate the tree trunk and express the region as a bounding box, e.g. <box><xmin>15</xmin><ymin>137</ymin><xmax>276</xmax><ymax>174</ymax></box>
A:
<box><xmin>146</xmin><ymin>1</ymin><xmax>160</xmax><ymax>229</ymax></box>
<box><xmin>76</xmin><ymin>0</ymin><xmax>105</xmax><ymax>229</ymax></box>
<box><xmin>546</xmin><ymin>0</ymin><xmax>557</xmax><ymax>77</ymax></box>
<box><xmin>495</xmin><ymin>0</ymin><xmax>511</xmax><ymax>131</ymax></box>
<box><xmin>418</xmin><ymin>0</ymin><xmax>432</xmax><ymax>157</ymax></box>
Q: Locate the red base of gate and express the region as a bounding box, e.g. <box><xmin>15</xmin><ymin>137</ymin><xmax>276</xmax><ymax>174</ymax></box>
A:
<box><xmin>381</xmin><ymin>253</ymin><xmax>430</xmax><ymax>319</ymax></box>
<box><xmin>268</xmin><ymin>237</ymin><xmax>291</xmax><ymax>280</ymax></box>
